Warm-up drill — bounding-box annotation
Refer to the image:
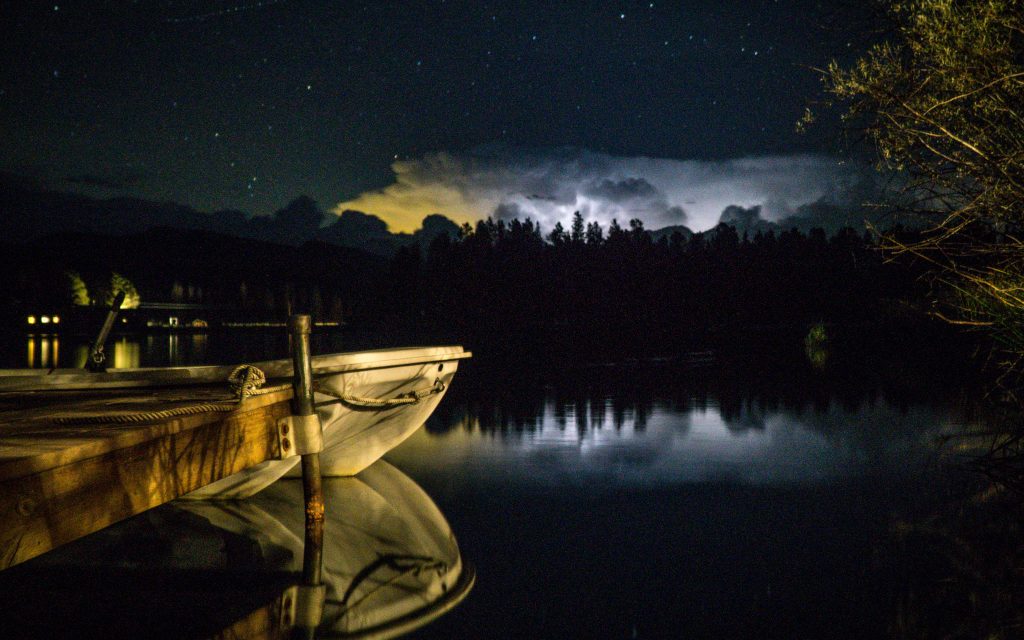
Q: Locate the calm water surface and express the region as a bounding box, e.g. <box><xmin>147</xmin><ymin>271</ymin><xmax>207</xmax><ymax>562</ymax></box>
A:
<box><xmin>391</xmin><ymin>353</ymin><xmax>984</xmax><ymax>639</ymax></box>
<box><xmin>1</xmin><ymin>331</ymin><xmax>998</xmax><ymax>638</ymax></box>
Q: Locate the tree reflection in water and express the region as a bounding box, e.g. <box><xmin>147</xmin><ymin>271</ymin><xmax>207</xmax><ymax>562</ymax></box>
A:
<box><xmin>399</xmin><ymin>349</ymin><xmax>1024</xmax><ymax>637</ymax></box>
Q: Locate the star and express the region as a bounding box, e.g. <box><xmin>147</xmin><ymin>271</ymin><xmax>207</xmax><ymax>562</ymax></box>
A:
<box><xmin>1</xmin><ymin>0</ymin><xmax>868</xmax><ymax>221</ymax></box>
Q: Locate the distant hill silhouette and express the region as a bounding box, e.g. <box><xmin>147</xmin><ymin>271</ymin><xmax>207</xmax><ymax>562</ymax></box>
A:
<box><xmin>649</xmin><ymin>225</ymin><xmax>694</xmax><ymax>244</ymax></box>
<box><xmin>0</xmin><ymin>224</ymin><xmax>389</xmax><ymax>327</ymax></box>
<box><xmin>713</xmin><ymin>200</ymin><xmax>883</xmax><ymax>239</ymax></box>
<box><xmin>0</xmin><ymin>172</ymin><xmax>459</xmax><ymax>255</ymax></box>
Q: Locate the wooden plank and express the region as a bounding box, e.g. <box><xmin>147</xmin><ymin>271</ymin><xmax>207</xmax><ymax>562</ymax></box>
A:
<box><xmin>0</xmin><ymin>387</ymin><xmax>291</xmax><ymax>481</ymax></box>
<box><xmin>0</xmin><ymin>393</ymin><xmax>292</xmax><ymax>570</ymax></box>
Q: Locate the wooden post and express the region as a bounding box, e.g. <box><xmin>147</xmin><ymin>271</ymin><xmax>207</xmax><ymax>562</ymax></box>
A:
<box><xmin>288</xmin><ymin>314</ymin><xmax>323</xmax><ymax>587</ymax></box>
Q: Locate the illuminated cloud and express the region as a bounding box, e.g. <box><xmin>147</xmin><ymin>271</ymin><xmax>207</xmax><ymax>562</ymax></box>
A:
<box><xmin>332</xmin><ymin>147</ymin><xmax>865</xmax><ymax>233</ymax></box>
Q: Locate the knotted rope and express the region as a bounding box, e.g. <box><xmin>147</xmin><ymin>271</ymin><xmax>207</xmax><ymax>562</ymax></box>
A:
<box><xmin>227</xmin><ymin>364</ymin><xmax>269</xmax><ymax>399</ymax></box>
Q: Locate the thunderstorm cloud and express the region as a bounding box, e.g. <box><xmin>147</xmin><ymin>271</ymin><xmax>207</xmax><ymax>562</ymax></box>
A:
<box><xmin>332</xmin><ymin>147</ymin><xmax>869</xmax><ymax>233</ymax></box>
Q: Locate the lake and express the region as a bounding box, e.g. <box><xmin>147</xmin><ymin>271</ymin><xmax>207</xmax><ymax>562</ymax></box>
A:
<box><xmin>393</xmin><ymin>342</ymin><xmax>999</xmax><ymax>639</ymax></box>
<box><xmin>1</xmin><ymin>329</ymin><xmax>1012</xmax><ymax>638</ymax></box>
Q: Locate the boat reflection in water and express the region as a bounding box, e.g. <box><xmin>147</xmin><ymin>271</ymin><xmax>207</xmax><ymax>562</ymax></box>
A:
<box><xmin>0</xmin><ymin>460</ymin><xmax>473</xmax><ymax>639</ymax></box>
<box><xmin>181</xmin><ymin>460</ymin><xmax>474</xmax><ymax>636</ymax></box>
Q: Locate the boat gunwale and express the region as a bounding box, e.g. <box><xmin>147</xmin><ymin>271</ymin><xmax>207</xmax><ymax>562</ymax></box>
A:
<box><xmin>0</xmin><ymin>346</ymin><xmax>471</xmax><ymax>392</ymax></box>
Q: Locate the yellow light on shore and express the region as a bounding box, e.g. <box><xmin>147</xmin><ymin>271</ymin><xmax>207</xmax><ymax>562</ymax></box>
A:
<box><xmin>27</xmin><ymin>316</ymin><xmax>36</xmax><ymax>325</ymax></box>
<box><xmin>40</xmin><ymin>316</ymin><xmax>51</xmax><ymax>324</ymax></box>
<box><xmin>52</xmin><ymin>316</ymin><xmax>60</xmax><ymax>324</ymax></box>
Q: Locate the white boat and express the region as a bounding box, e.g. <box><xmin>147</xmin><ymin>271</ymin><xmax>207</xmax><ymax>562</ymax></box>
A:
<box><xmin>0</xmin><ymin>345</ymin><xmax>470</xmax><ymax>499</ymax></box>
<box><xmin>7</xmin><ymin>459</ymin><xmax>474</xmax><ymax>638</ymax></box>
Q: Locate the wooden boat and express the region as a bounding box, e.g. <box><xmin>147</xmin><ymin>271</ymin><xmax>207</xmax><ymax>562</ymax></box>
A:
<box><xmin>1</xmin><ymin>459</ymin><xmax>474</xmax><ymax>638</ymax></box>
<box><xmin>0</xmin><ymin>345</ymin><xmax>470</xmax><ymax>499</ymax></box>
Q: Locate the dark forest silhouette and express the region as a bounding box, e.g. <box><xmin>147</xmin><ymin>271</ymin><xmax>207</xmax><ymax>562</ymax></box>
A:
<box><xmin>0</xmin><ymin>176</ymin><xmax>950</xmax><ymax>363</ymax></box>
<box><xmin>386</xmin><ymin>213</ymin><xmax>932</xmax><ymax>360</ymax></box>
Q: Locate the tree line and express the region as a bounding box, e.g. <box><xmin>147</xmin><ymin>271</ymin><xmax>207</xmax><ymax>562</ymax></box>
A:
<box><xmin>381</xmin><ymin>213</ymin><xmax>930</xmax><ymax>358</ymax></box>
<box><xmin>2</xmin><ymin>212</ymin><xmax>945</xmax><ymax>362</ymax></box>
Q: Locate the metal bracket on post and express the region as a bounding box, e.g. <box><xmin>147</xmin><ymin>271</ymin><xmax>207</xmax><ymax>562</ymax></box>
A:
<box><xmin>276</xmin><ymin>413</ymin><xmax>323</xmax><ymax>459</ymax></box>
<box><xmin>279</xmin><ymin>583</ymin><xmax>327</xmax><ymax>630</ymax></box>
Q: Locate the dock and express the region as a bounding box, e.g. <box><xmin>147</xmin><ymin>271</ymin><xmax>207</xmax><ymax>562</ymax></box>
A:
<box><xmin>0</xmin><ymin>315</ymin><xmax>324</xmax><ymax>573</ymax></box>
<box><xmin>0</xmin><ymin>314</ymin><xmax>478</xmax><ymax>638</ymax></box>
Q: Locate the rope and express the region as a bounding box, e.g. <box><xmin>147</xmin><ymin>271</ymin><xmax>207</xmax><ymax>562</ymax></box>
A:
<box><xmin>53</xmin><ymin>365</ymin><xmax>278</xmax><ymax>425</ymax></box>
<box><xmin>52</xmin><ymin>367</ymin><xmax>447</xmax><ymax>423</ymax></box>
<box><xmin>228</xmin><ymin>364</ymin><xmax>268</xmax><ymax>399</ymax></box>
<box><xmin>315</xmin><ymin>378</ymin><xmax>445</xmax><ymax>409</ymax></box>
<box><xmin>52</xmin><ymin>403</ymin><xmax>237</xmax><ymax>425</ymax></box>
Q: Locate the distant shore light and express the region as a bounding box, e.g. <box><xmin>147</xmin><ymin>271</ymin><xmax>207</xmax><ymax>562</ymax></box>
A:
<box><xmin>40</xmin><ymin>316</ymin><xmax>50</xmax><ymax>324</ymax></box>
<box><xmin>27</xmin><ymin>316</ymin><xmax>36</xmax><ymax>325</ymax></box>
<box><xmin>52</xmin><ymin>316</ymin><xmax>60</xmax><ymax>324</ymax></box>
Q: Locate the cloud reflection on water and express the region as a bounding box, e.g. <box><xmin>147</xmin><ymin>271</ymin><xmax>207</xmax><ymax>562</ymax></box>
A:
<box><xmin>390</xmin><ymin>394</ymin><xmax>972</xmax><ymax>488</ymax></box>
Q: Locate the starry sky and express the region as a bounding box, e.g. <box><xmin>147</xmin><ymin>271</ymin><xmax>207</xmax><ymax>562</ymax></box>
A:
<box><xmin>0</xmin><ymin>0</ymin><xmax>872</xmax><ymax>233</ymax></box>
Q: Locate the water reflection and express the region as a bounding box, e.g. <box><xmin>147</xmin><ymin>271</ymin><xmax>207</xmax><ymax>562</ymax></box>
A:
<box><xmin>25</xmin><ymin>334</ymin><xmax>60</xmax><ymax>368</ymax></box>
<box><xmin>391</xmin><ymin>363</ymin><xmax>979</xmax><ymax>488</ymax></box>
<box><xmin>0</xmin><ymin>461</ymin><xmax>472</xmax><ymax>638</ymax></box>
<box><xmin>19</xmin><ymin>334</ymin><xmax>215</xmax><ymax>369</ymax></box>
<box><xmin>112</xmin><ymin>338</ymin><xmax>141</xmax><ymax>368</ymax></box>
<box><xmin>179</xmin><ymin>461</ymin><xmax>471</xmax><ymax>635</ymax></box>
<box><xmin>386</xmin><ymin>359</ymin><xmax>1008</xmax><ymax>639</ymax></box>
<box><xmin>141</xmin><ymin>333</ymin><xmax>210</xmax><ymax>367</ymax></box>
<box><xmin>10</xmin><ymin>329</ymin><xmax>449</xmax><ymax>370</ymax></box>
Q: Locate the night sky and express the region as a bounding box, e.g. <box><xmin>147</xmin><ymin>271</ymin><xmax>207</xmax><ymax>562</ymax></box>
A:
<box><xmin>1</xmin><ymin>0</ymin><xmax>869</xmax><ymax>232</ymax></box>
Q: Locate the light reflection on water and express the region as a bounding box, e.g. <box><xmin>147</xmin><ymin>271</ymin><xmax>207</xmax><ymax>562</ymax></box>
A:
<box><xmin>10</xmin><ymin>331</ymin><xmax>379</xmax><ymax>370</ymax></box>
<box><xmin>19</xmin><ymin>334</ymin><xmax>210</xmax><ymax>369</ymax></box>
<box><xmin>388</xmin><ymin>358</ymin><xmax>996</xmax><ymax>638</ymax></box>
<box><xmin>25</xmin><ymin>335</ymin><xmax>60</xmax><ymax>368</ymax></box>
<box><xmin>390</xmin><ymin>391</ymin><xmax>973</xmax><ymax>489</ymax></box>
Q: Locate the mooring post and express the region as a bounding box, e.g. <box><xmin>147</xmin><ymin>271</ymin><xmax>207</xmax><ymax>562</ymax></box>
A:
<box><xmin>289</xmin><ymin>314</ymin><xmax>324</xmax><ymax>587</ymax></box>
